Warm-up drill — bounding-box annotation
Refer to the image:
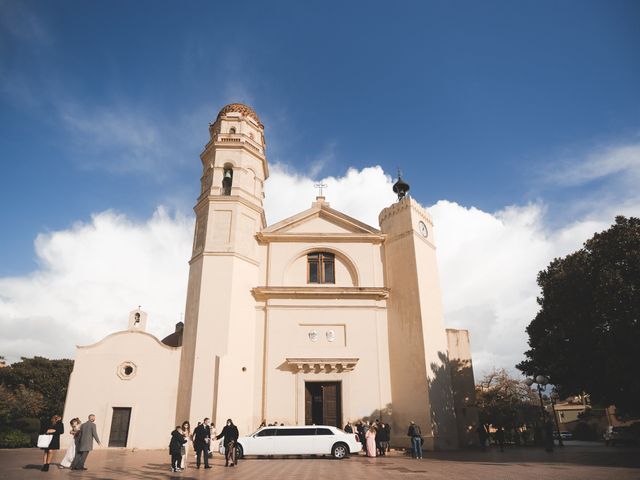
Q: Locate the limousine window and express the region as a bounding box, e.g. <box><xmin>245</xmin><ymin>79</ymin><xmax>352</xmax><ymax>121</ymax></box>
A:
<box><xmin>256</xmin><ymin>428</ymin><xmax>277</xmax><ymax>437</ymax></box>
<box><xmin>315</xmin><ymin>428</ymin><xmax>333</xmax><ymax>435</ymax></box>
<box><xmin>276</xmin><ymin>428</ymin><xmax>316</xmax><ymax>436</ymax></box>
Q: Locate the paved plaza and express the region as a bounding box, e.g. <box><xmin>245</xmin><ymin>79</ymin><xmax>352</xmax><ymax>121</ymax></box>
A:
<box><xmin>2</xmin><ymin>442</ymin><xmax>639</xmax><ymax>480</ymax></box>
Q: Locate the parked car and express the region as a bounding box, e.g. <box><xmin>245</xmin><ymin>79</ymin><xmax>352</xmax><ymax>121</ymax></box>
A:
<box><xmin>553</xmin><ymin>431</ymin><xmax>573</xmax><ymax>440</ymax></box>
<box><xmin>604</xmin><ymin>426</ymin><xmax>637</xmax><ymax>446</ymax></box>
<box><xmin>226</xmin><ymin>425</ymin><xmax>362</xmax><ymax>459</ymax></box>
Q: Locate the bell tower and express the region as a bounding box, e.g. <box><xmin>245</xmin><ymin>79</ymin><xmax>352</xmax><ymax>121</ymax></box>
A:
<box><xmin>176</xmin><ymin>104</ymin><xmax>268</xmax><ymax>432</ymax></box>
<box><xmin>379</xmin><ymin>175</ymin><xmax>459</xmax><ymax>450</ymax></box>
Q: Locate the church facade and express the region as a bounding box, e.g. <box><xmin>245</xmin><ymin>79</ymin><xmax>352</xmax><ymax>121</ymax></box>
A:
<box><xmin>63</xmin><ymin>103</ymin><xmax>478</xmax><ymax>451</ymax></box>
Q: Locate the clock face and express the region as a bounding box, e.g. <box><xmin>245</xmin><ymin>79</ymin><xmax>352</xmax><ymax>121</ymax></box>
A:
<box><xmin>418</xmin><ymin>220</ymin><xmax>428</xmax><ymax>238</ymax></box>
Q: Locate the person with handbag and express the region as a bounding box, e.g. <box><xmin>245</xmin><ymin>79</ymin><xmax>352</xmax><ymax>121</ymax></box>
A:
<box><xmin>39</xmin><ymin>415</ymin><xmax>64</xmax><ymax>471</ymax></box>
<box><xmin>60</xmin><ymin>417</ymin><xmax>81</xmax><ymax>468</ymax></box>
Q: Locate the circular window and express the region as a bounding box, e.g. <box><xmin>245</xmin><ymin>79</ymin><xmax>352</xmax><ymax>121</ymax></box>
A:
<box><xmin>117</xmin><ymin>362</ymin><xmax>137</xmax><ymax>380</ymax></box>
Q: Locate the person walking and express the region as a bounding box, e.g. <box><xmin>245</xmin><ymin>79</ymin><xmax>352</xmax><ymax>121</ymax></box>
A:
<box><xmin>193</xmin><ymin>418</ymin><xmax>212</xmax><ymax>469</ymax></box>
<box><xmin>180</xmin><ymin>421</ymin><xmax>191</xmax><ymax>469</ymax></box>
<box><xmin>169</xmin><ymin>426</ymin><xmax>187</xmax><ymax>472</ymax></box>
<box><xmin>365</xmin><ymin>424</ymin><xmax>377</xmax><ymax>457</ymax></box>
<box><xmin>356</xmin><ymin>421</ymin><xmax>366</xmax><ymax>454</ymax></box>
<box><xmin>60</xmin><ymin>418</ymin><xmax>81</xmax><ymax>469</ymax></box>
<box><xmin>495</xmin><ymin>425</ymin><xmax>505</xmax><ymax>452</ymax></box>
<box><xmin>216</xmin><ymin>418</ymin><xmax>240</xmax><ymax>467</ymax></box>
<box><xmin>476</xmin><ymin>424</ymin><xmax>488</xmax><ymax>450</ymax></box>
<box><xmin>71</xmin><ymin>414</ymin><xmax>101</xmax><ymax>471</ymax></box>
<box><xmin>383</xmin><ymin>422</ymin><xmax>391</xmax><ymax>454</ymax></box>
<box><xmin>378</xmin><ymin>421</ymin><xmax>390</xmax><ymax>456</ymax></box>
<box><xmin>40</xmin><ymin>415</ymin><xmax>64</xmax><ymax>471</ymax></box>
<box><xmin>407</xmin><ymin>421</ymin><xmax>423</xmax><ymax>459</ymax></box>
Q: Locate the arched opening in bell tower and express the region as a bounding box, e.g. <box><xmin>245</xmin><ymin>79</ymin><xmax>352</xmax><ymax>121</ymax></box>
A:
<box><xmin>222</xmin><ymin>164</ymin><xmax>233</xmax><ymax>195</ymax></box>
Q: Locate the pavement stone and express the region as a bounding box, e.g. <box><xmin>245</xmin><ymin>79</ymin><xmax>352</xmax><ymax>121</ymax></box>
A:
<box><xmin>2</xmin><ymin>441</ymin><xmax>639</xmax><ymax>480</ymax></box>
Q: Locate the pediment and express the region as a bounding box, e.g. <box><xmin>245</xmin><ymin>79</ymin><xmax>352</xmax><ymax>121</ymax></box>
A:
<box><xmin>263</xmin><ymin>202</ymin><xmax>380</xmax><ymax>235</ymax></box>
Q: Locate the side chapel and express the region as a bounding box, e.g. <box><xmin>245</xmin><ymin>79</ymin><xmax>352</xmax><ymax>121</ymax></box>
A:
<box><xmin>63</xmin><ymin>103</ymin><xmax>478</xmax><ymax>450</ymax></box>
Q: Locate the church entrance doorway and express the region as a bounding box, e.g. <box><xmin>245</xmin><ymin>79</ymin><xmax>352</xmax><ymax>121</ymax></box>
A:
<box><xmin>108</xmin><ymin>407</ymin><xmax>132</xmax><ymax>447</ymax></box>
<box><xmin>304</xmin><ymin>382</ymin><xmax>342</xmax><ymax>427</ymax></box>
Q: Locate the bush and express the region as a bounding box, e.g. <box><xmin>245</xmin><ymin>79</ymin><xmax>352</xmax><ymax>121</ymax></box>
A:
<box><xmin>572</xmin><ymin>422</ymin><xmax>598</xmax><ymax>441</ymax></box>
<box><xmin>0</xmin><ymin>428</ymin><xmax>32</xmax><ymax>448</ymax></box>
<box><xmin>12</xmin><ymin>417</ymin><xmax>41</xmax><ymax>445</ymax></box>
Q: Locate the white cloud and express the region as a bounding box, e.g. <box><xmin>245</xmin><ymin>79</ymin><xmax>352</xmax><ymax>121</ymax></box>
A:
<box><xmin>0</xmin><ymin>208</ymin><xmax>193</xmax><ymax>361</ymax></box>
<box><xmin>264</xmin><ymin>164</ymin><xmax>397</xmax><ymax>227</ymax></box>
<box><xmin>0</xmin><ymin>164</ymin><xmax>630</xmax><ymax>381</ymax></box>
<box><xmin>544</xmin><ymin>141</ymin><xmax>640</xmax><ymax>187</ymax></box>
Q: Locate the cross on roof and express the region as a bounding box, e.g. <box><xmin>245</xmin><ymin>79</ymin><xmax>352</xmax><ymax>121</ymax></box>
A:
<box><xmin>314</xmin><ymin>182</ymin><xmax>327</xmax><ymax>197</ymax></box>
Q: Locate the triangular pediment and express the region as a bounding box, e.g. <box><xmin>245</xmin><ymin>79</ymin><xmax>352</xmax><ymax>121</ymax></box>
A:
<box><xmin>263</xmin><ymin>202</ymin><xmax>380</xmax><ymax>235</ymax></box>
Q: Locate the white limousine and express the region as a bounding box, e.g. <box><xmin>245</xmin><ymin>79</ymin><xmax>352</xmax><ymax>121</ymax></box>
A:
<box><xmin>230</xmin><ymin>425</ymin><xmax>362</xmax><ymax>459</ymax></box>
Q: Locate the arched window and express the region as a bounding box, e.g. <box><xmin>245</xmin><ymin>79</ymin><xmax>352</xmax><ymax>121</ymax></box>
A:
<box><xmin>307</xmin><ymin>252</ymin><xmax>335</xmax><ymax>284</ymax></box>
<box><xmin>222</xmin><ymin>167</ymin><xmax>233</xmax><ymax>195</ymax></box>
<box><xmin>229</xmin><ymin>127</ymin><xmax>236</xmax><ymax>134</ymax></box>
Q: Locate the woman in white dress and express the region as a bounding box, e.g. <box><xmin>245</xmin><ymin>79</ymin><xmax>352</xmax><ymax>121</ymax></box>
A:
<box><xmin>60</xmin><ymin>418</ymin><xmax>81</xmax><ymax>469</ymax></box>
<box><xmin>180</xmin><ymin>421</ymin><xmax>191</xmax><ymax>469</ymax></box>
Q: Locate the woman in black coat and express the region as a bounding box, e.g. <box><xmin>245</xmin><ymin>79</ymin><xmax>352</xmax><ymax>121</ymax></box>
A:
<box><xmin>216</xmin><ymin>419</ymin><xmax>239</xmax><ymax>467</ymax></box>
<box><xmin>169</xmin><ymin>426</ymin><xmax>187</xmax><ymax>472</ymax></box>
<box><xmin>41</xmin><ymin>415</ymin><xmax>64</xmax><ymax>471</ymax></box>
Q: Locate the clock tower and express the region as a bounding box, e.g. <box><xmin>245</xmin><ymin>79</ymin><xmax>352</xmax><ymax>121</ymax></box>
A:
<box><xmin>379</xmin><ymin>177</ymin><xmax>459</xmax><ymax>450</ymax></box>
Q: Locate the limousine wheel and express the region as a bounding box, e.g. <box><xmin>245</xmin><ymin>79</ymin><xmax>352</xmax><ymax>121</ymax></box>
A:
<box><xmin>235</xmin><ymin>444</ymin><xmax>244</xmax><ymax>459</ymax></box>
<box><xmin>331</xmin><ymin>442</ymin><xmax>349</xmax><ymax>459</ymax></box>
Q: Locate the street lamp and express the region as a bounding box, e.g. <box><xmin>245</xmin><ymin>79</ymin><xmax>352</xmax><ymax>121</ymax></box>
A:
<box><xmin>524</xmin><ymin>375</ymin><xmax>554</xmax><ymax>450</ymax></box>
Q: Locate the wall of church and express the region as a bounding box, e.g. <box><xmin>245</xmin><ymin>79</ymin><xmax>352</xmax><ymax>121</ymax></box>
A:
<box><xmin>261</xmin><ymin>302</ymin><xmax>392</xmax><ymax>428</ymax></box>
<box><xmin>62</xmin><ymin>331</ymin><xmax>181</xmax><ymax>450</ymax></box>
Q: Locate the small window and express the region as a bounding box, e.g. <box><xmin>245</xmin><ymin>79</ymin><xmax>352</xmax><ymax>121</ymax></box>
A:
<box><xmin>229</xmin><ymin>127</ymin><xmax>236</xmax><ymax>134</ymax></box>
<box><xmin>307</xmin><ymin>253</ymin><xmax>335</xmax><ymax>284</ymax></box>
<box><xmin>315</xmin><ymin>428</ymin><xmax>334</xmax><ymax>435</ymax></box>
<box><xmin>256</xmin><ymin>428</ymin><xmax>277</xmax><ymax>437</ymax></box>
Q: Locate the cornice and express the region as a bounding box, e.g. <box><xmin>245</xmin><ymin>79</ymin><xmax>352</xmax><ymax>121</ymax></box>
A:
<box><xmin>285</xmin><ymin>357</ymin><xmax>359</xmax><ymax>373</ymax></box>
<box><xmin>378</xmin><ymin>197</ymin><xmax>433</xmax><ymax>226</ymax></box>
<box><xmin>256</xmin><ymin>232</ymin><xmax>386</xmax><ymax>244</ymax></box>
<box><xmin>251</xmin><ymin>286</ymin><xmax>389</xmax><ymax>300</ymax></box>
<box><xmin>190</xmin><ymin>250</ymin><xmax>260</xmax><ymax>267</ymax></box>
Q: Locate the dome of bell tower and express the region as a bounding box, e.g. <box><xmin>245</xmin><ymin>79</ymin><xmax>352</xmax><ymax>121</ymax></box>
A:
<box><xmin>216</xmin><ymin>103</ymin><xmax>262</xmax><ymax>125</ymax></box>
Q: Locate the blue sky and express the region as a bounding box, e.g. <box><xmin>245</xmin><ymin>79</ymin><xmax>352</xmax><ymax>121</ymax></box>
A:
<box><xmin>1</xmin><ymin>1</ymin><xmax>639</xmax><ymax>370</ymax></box>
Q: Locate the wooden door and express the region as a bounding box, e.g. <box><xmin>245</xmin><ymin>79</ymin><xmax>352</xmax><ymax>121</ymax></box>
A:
<box><xmin>108</xmin><ymin>407</ymin><xmax>132</xmax><ymax>447</ymax></box>
<box><xmin>322</xmin><ymin>383</ymin><xmax>341</xmax><ymax>427</ymax></box>
<box><xmin>305</xmin><ymin>384</ymin><xmax>313</xmax><ymax>425</ymax></box>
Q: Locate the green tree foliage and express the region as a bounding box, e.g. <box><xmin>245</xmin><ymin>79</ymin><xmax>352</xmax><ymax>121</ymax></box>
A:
<box><xmin>476</xmin><ymin>368</ymin><xmax>538</xmax><ymax>430</ymax></box>
<box><xmin>0</xmin><ymin>356</ymin><xmax>73</xmax><ymax>422</ymax></box>
<box><xmin>0</xmin><ymin>384</ymin><xmax>45</xmax><ymax>421</ymax></box>
<box><xmin>518</xmin><ymin>216</ymin><xmax>640</xmax><ymax>416</ymax></box>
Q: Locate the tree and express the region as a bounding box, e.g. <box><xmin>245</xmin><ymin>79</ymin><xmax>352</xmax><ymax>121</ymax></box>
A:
<box><xmin>476</xmin><ymin>368</ymin><xmax>538</xmax><ymax>431</ymax></box>
<box><xmin>518</xmin><ymin>216</ymin><xmax>640</xmax><ymax>416</ymax></box>
<box><xmin>0</xmin><ymin>357</ymin><xmax>73</xmax><ymax>422</ymax></box>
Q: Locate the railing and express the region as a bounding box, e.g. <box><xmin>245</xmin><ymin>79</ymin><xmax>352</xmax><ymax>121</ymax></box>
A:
<box><xmin>215</xmin><ymin>133</ymin><xmax>263</xmax><ymax>154</ymax></box>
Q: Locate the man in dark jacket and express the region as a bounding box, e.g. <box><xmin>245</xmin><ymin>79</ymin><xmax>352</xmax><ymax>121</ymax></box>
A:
<box><xmin>216</xmin><ymin>418</ymin><xmax>240</xmax><ymax>467</ymax></box>
<box><xmin>407</xmin><ymin>421</ymin><xmax>423</xmax><ymax>459</ymax></box>
<box><xmin>193</xmin><ymin>418</ymin><xmax>212</xmax><ymax>469</ymax></box>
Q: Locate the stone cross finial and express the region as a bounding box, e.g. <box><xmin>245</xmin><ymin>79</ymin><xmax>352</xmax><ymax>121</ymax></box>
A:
<box><xmin>314</xmin><ymin>182</ymin><xmax>327</xmax><ymax>198</ymax></box>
